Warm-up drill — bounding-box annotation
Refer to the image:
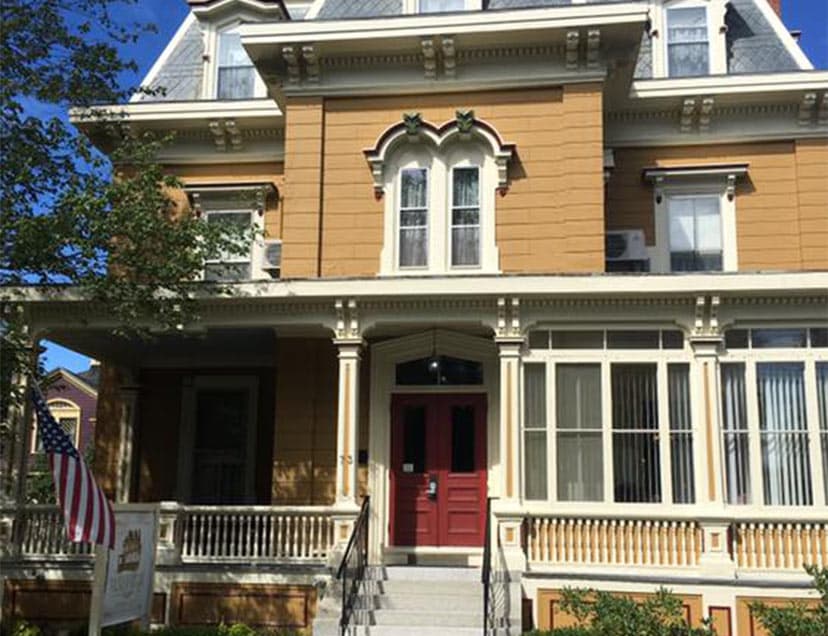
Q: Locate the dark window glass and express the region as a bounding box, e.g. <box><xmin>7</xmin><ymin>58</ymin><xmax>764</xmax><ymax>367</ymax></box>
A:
<box><xmin>551</xmin><ymin>330</ymin><xmax>604</xmax><ymax>349</ymax></box>
<box><xmin>402</xmin><ymin>406</ymin><xmax>426</xmax><ymax>474</ymax></box>
<box><xmin>752</xmin><ymin>328</ymin><xmax>807</xmax><ymax>349</ymax></box>
<box><xmin>662</xmin><ymin>330</ymin><xmax>685</xmax><ymax>350</ymax></box>
<box><xmin>725</xmin><ymin>329</ymin><xmax>749</xmax><ymax>349</ymax></box>
<box><xmin>528</xmin><ymin>330</ymin><xmax>550</xmax><ymax>349</ymax></box>
<box><xmin>396</xmin><ymin>356</ymin><xmax>483</xmax><ymax>385</ymax></box>
<box><xmin>810</xmin><ymin>328</ymin><xmax>828</xmax><ymax>348</ymax></box>
<box><xmin>607</xmin><ymin>330</ymin><xmax>660</xmax><ymax>350</ymax></box>
<box><xmin>451</xmin><ymin>406</ymin><xmax>475</xmax><ymax>473</ymax></box>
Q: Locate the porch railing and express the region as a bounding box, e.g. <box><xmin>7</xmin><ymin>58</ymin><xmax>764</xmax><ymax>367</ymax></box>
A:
<box><xmin>733</xmin><ymin>521</ymin><xmax>828</xmax><ymax>570</ymax></box>
<box><xmin>176</xmin><ymin>505</ymin><xmax>336</xmax><ymax>562</ymax></box>
<box><xmin>1</xmin><ymin>503</ymin><xmax>336</xmax><ymax>565</ymax></box>
<box><xmin>525</xmin><ymin>515</ymin><xmax>702</xmax><ymax>568</ymax></box>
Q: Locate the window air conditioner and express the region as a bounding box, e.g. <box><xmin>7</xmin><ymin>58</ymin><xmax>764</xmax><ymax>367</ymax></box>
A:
<box><xmin>605</xmin><ymin>230</ymin><xmax>648</xmax><ymax>261</ymax></box>
<box><xmin>262</xmin><ymin>240</ymin><xmax>282</xmax><ymax>278</ymax></box>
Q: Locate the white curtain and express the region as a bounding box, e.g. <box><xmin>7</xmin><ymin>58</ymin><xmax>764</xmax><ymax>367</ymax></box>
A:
<box><xmin>817</xmin><ymin>363</ymin><xmax>828</xmax><ymax>503</ymax></box>
<box><xmin>556</xmin><ymin>364</ymin><xmax>603</xmax><ymax>501</ymax></box>
<box><xmin>217</xmin><ymin>33</ymin><xmax>255</xmax><ymax>99</ymax></box>
<box><xmin>668</xmin><ymin>196</ymin><xmax>722</xmax><ymax>271</ymax></box>
<box><xmin>399</xmin><ymin>168</ymin><xmax>428</xmax><ymax>267</ymax></box>
<box><xmin>524</xmin><ymin>364</ymin><xmax>548</xmax><ymax>500</ymax></box>
<box><xmin>611</xmin><ymin>364</ymin><xmax>661</xmax><ymax>503</ymax></box>
<box><xmin>757</xmin><ymin>363</ymin><xmax>812</xmax><ymax>506</ymax></box>
<box><xmin>721</xmin><ymin>363</ymin><xmax>751</xmax><ymax>504</ymax></box>
<box><xmin>451</xmin><ymin>167</ymin><xmax>480</xmax><ymax>266</ymax></box>
<box><xmin>419</xmin><ymin>0</ymin><xmax>465</xmax><ymax>13</ymax></box>
<box><xmin>667</xmin><ymin>7</ymin><xmax>709</xmax><ymax>77</ymax></box>
<box><xmin>668</xmin><ymin>364</ymin><xmax>695</xmax><ymax>504</ymax></box>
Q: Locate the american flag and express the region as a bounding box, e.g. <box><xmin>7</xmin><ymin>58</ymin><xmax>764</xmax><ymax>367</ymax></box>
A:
<box><xmin>31</xmin><ymin>386</ymin><xmax>115</xmax><ymax>549</ymax></box>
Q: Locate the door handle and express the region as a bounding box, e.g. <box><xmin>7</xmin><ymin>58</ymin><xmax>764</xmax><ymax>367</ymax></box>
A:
<box><xmin>427</xmin><ymin>474</ymin><xmax>438</xmax><ymax>500</ymax></box>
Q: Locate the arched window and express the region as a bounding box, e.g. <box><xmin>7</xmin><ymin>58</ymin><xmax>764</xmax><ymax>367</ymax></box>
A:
<box><xmin>32</xmin><ymin>398</ymin><xmax>81</xmax><ymax>452</ymax></box>
<box><xmin>366</xmin><ymin>112</ymin><xmax>514</xmax><ymax>275</ymax></box>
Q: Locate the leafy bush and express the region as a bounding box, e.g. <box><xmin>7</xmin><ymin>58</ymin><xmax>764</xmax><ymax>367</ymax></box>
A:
<box><xmin>525</xmin><ymin>588</ymin><xmax>714</xmax><ymax>636</ymax></box>
<box><xmin>2</xmin><ymin>623</ymin><xmax>305</xmax><ymax>636</ymax></box>
<box><xmin>750</xmin><ymin>566</ymin><xmax>828</xmax><ymax>636</ymax></box>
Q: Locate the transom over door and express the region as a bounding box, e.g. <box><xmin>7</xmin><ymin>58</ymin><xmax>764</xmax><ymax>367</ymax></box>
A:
<box><xmin>390</xmin><ymin>393</ymin><xmax>487</xmax><ymax>547</ymax></box>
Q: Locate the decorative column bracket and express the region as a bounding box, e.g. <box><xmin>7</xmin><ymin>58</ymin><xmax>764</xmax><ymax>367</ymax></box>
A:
<box><xmin>496</xmin><ymin>297</ymin><xmax>521</xmax><ymax>339</ymax></box>
<box><xmin>421</xmin><ymin>35</ymin><xmax>458</xmax><ymax>79</ymax></box>
<box><xmin>680</xmin><ymin>97</ymin><xmax>715</xmax><ymax>133</ymax></box>
<box><xmin>564</xmin><ymin>29</ymin><xmax>601</xmax><ymax>71</ymax></box>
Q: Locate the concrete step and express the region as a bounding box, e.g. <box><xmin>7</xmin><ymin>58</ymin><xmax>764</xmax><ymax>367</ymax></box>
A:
<box><xmin>371</xmin><ymin>593</ymin><xmax>485</xmax><ymax>612</ymax></box>
<box><xmin>350</xmin><ymin>627</ymin><xmax>483</xmax><ymax>636</ymax></box>
<box><xmin>370</xmin><ymin>608</ymin><xmax>482</xmax><ymax>628</ymax></box>
<box><xmin>366</xmin><ymin>578</ymin><xmax>481</xmax><ymax>598</ymax></box>
<box><xmin>368</xmin><ymin>565</ymin><xmax>481</xmax><ymax>582</ymax></box>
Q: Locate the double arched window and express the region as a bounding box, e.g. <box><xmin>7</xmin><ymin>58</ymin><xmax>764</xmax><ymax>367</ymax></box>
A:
<box><xmin>365</xmin><ymin>112</ymin><xmax>514</xmax><ymax>276</ymax></box>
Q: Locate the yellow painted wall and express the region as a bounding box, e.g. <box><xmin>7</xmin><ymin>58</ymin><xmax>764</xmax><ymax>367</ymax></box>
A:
<box><xmin>606</xmin><ymin>139</ymin><xmax>828</xmax><ymax>272</ymax></box>
<box><xmin>278</xmin><ymin>85</ymin><xmax>606</xmax><ymax>278</ymax></box>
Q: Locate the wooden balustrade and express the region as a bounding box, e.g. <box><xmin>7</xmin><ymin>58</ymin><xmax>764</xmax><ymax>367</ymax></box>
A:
<box><xmin>525</xmin><ymin>516</ymin><xmax>702</xmax><ymax>568</ymax></box>
<box><xmin>733</xmin><ymin>521</ymin><xmax>828</xmax><ymax>570</ymax></box>
<box><xmin>176</xmin><ymin>506</ymin><xmax>335</xmax><ymax>562</ymax></box>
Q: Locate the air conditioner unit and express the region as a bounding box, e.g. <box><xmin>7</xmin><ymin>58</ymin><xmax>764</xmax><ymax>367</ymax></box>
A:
<box><xmin>605</xmin><ymin>230</ymin><xmax>648</xmax><ymax>261</ymax></box>
<box><xmin>262</xmin><ymin>240</ymin><xmax>282</xmax><ymax>278</ymax></box>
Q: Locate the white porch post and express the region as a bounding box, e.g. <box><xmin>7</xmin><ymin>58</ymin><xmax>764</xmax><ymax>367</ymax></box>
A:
<box><xmin>690</xmin><ymin>296</ymin><xmax>736</xmax><ymax>578</ymax></box>
<box><xmin>493</xmin><ymin>297</ymin><xmax>526</xmax><ymax>571</ymax></box>
<box><xmin>331</xmin><ymin>299</ymin><xmax>364</xmax><ymax>560</ymax></box>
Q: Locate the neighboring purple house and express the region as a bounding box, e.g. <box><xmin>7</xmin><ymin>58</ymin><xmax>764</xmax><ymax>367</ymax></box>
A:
<box><xmin>30</xmin><ymin>363</ymin><xmax>99</xmax><ymax>457</ymax></box>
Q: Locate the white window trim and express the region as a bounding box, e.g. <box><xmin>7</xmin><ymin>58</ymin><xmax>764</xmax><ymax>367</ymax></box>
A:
<box><xmin>719</xmin><ymin>329</ymin><xmax>828</xmax><ymax>509</ymax></box>
<box><xmin>202</xmin><ymin>18</ymin><xmax>268</xmax><ymax>100</ymax></box>
<box><xmin>645</xmin><ymin>165</ymin><xmax>747</xmax><ymax>274</ymax></box>
<box><xmin>380</xmin><ymin>144</ymin><xmax>500</xmax><ymax>276</ymax></box>
<box><xmin>32</xmin><ymin>399</ymin><xmax>81</xmax><ymax>452</ymax></box>
<box><xmin>652</xmin><ymin>0</ymin><xmax>728</xmax><ymax>78</ymax></box>
<box><xmin>520</xmin><ymin>331</ymin><xmax>703</xmax><ymax>509</ymax></box>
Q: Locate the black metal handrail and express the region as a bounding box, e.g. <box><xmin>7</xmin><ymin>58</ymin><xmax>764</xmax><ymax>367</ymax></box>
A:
<box><xmin>337</xmin><ymin>496</ymin><xmax>370</xmax><ymax>635</ymax></box>
<box><xmin>482</xmin><ymin>496</ymin><xmax>494</xmax><ymax>635</ymax></box>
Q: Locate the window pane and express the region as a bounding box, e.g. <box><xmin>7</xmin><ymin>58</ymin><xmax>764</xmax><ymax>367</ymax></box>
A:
<box><xmin>400</xmin><ymin>228</ymin><xmax>427</xmax><ymax>267</ymax></box>
<box><xmin>551</xmin><ymin>330</ymin><xmax>604</xmax><ymax>349</ymax></box>
<box><xmin>757</xmin><ymin>362</ymin><xmax>812</xmax><ymax>506</ymax></box>
<box><xmin>725</xmin><ymin>329</ymin><xmax>750</xmax><ymax>349</ymax></box>
<box><xmin>668</xmin><ymin>198</ymin><xmax>695</xmax><ymax>251</ymax></box>
<box><xmin>662</xmin><ymin>330</ymin><xmax>685</xmax><ymax>350</ymax></box>
<box><xmin>400</xmin><ymin>169</ymin><xmax>427</xmax><ymax>208</ymax></box>
<box><xmin>811</xmin><ymin>328</ymin><xmax>828</xmax><ymax>348</ymax></box>
<box><xmin>817</xmin><ymin>363</ymin><xmax>828</xmax><ymax>504</ymax></box>
<box><xmin>399</xmin><ymin>168</ymin><xmax>428</xmax><ymax>267</ymax></box>
<box><xmin>218</xmin><ymin>67</ymin><xmax>255</xmax><ymax>100</ymax></box>
<box><xmin>451</xmin><ymin>406</ymin><xmax>475</xmax><ymax>473</ymax></box>
<box><xmin>752</xmin><ymin>328</ymin><xmax>807</xmax><ymax>349</ymax></box>
<box><xmin>419</xmin><ymin>0</ymin><xmax>465</xmax><ymax>12</ymax></box>
<box><xmin>452</xmin><ymin>227</ymin><xmax>480</xmax><ymax>266</ymax></box>
<box><xmin>402</xmin><ymin>406</ymin><xmax>426</xmax><ymax>474</ymax></box>
<box><xmin>668</xmin><ymin>364</ymin><xmax>695</xmax><ymax>504</ymax></box>
<box><xmin>395</xmin><ymin>356</ymin><xmax>483</xmax><ymax>386</ymax></box>
<box><xmin>669</xmin><ymin>196</ymin><xmax>721</xmax><ymax>272</ymax></box>
<box><xmin>218</xmin><ymin>33</ymin><xmax>252</xmax><ymax>67</ymax></box>
<box><xmin>607</xmin><ymin>330</ymin><xmax>660</xmax><ymax>349</ymax></box>
<box><xmin>528</xmin><ymin>330</ymin><xmax>549</xmax><ymax>349</ymax></box>
<box><xmin>557</xmin><ymin>364</ymin><xmax>603</xmax><ymax>501</ymax></box>
<box><xmin>721</xmin><ymin>363</ymin><xmax>751</xmax><ymax>504</ymax></box>
<box><xmin>452</xmin><ymin>168</ymin><xmax>479</xmax><ymax>207</ymax></box>
<box><xmin>667</xmin><ymin>8</ymin><xmax>709</xmax><ymax>78</ymax></box>
<box><xmin>611</xmin><ymin>364</ymin><xmax>661</xmax><ymax>503</ymax></box>
<box><xmin>58</xmin><ymin>417</ymin><xmax>78</xmax><ymax>443</ymax></box>
<box><xmin>524</xmin><ymin>364</ymin><xmax>547</xmax><ymax>500</ymax></box>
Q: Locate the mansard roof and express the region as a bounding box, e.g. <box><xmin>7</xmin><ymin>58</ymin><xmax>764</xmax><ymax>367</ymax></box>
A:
<box><xmin>136</xmin><ymin>0</ymin><xmax>812</xmax><ymax>104</ymax></box>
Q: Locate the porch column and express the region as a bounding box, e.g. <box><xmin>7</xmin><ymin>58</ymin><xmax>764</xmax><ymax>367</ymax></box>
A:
<box><xmin>690</xmin><ymin>332</ymin><xmax>736</xmax><ymax>577</ymax></box>
<box><xmin>334</xmin><ymin>338</ymin><xmax>362</xmax><ymax>507</ymax></box>
<box><xmin>116</xmin><ymin>377</ymin><xmax>139</xmax><ymax>503</ymax></box>
<box><xmin>2</xmin><ymin>336</ymin><xmax>37</xmax><ymax>506</ymax></box>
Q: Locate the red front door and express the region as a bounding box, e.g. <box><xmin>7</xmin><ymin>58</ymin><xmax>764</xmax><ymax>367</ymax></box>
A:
<box><xmin>390</xmin><ymin>393</ymin><xmax>487</xmax><ymax>547</ymax></box>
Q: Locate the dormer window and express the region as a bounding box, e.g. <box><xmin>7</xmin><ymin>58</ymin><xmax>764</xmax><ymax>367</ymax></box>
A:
<box><xmin>217</xmin><ymin>32</ymin><xmax>256</xmax><ymax>99</ymax></box>
<box><xmin>665</xmin><ymin>6</ymin><xmax>710</xmax><ymax>77</ymax></box>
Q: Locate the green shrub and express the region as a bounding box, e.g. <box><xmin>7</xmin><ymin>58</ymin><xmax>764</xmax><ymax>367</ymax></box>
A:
<box><xmin>750</xmin><ymin>566</ymin><xmax>828</xmax><ymax>636</ymax></box>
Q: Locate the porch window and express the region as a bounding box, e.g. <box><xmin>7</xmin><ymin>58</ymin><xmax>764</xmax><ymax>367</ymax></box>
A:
<box><xmin>668</xmin><ymin>195</ymin><xmax>722</xmax><ymax>272</ymax></box>
<box><xmin>556</xmin><ymin>364</ymin><xmax>602</xmax><ymax>501</ymax></box>
<box><xmin>666</xmin><ymin>6</ymin><xmax>709</xmax><ymax>78</ymax></box>
<box><xmin>451</xmin><ymin>167</ymin><xmax>480</xmax><ymax>267</ymax></box>
<box><xmin>217</xmin><ymin>32</ymin><xmax>255</xmax><ymax>99</ymax></box>
<box><xmin>522</xmin><ymin>332</ymin><xmax>696</xmax><ymax>505</ymax></box>
<box><xmin>524</xmin><ymin>364</ymin><xmax>548</xmax><ymax>501</ymax></box>
<box><xmin>721</xmin><ymin>328</ymin><xmax>827</xmax><ymax>507</ymax></box>
<box><xmin>399</xmin><ymin>168</ymin><xmax>429</xmax><ymax>268</ymax></box>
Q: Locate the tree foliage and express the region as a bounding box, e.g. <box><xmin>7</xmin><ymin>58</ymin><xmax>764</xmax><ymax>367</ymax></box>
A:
<box><xmin>751</xmin><ymin>566</ymin><xmax>828</xmax><ymax>636</ymax></box>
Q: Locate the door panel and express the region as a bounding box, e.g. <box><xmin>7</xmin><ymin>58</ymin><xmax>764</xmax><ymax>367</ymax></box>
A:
<box><xmin>390</xmin><ymin>393</ymin><xmax>486</xmax><ymax>547</ymax></box>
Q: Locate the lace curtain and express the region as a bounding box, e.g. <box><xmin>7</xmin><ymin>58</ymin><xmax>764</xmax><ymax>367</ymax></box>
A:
<box><xmin>399</xmin><ymin>168</ymin><xmax>429</xmax><ymax>267</ymax></box>
<box><xmin>667</xmin><ymin>7</ymin><xmax>709</xmax><ymax>78</ymax></box>
<box><xmin>217</xmin><ymin>33</ymin><xmax>255</xmax><ymax>99</ymax></box>
<box><xmin>451</xmin><ymin>167</ymin><xmax>480</xmax><ymax>266</ymax></box>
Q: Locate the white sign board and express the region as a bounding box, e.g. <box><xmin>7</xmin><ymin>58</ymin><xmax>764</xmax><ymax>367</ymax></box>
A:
<box><xmin>96</xmin><ymin>507</ymin><xmax>159</xmax><ymax>628</ymax></box>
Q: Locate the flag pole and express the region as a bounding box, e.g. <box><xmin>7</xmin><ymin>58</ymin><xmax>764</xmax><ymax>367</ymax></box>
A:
<box><xmin>89</xmin><ymin>544</ymin><xmax>109</xmax><ymax>636</ymax></box>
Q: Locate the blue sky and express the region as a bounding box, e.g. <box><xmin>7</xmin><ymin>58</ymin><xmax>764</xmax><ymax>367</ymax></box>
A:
<box><xmin>42</xmin><ymin>0</ymin><xmax>828</xmax><ymax>372</ymax></box>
